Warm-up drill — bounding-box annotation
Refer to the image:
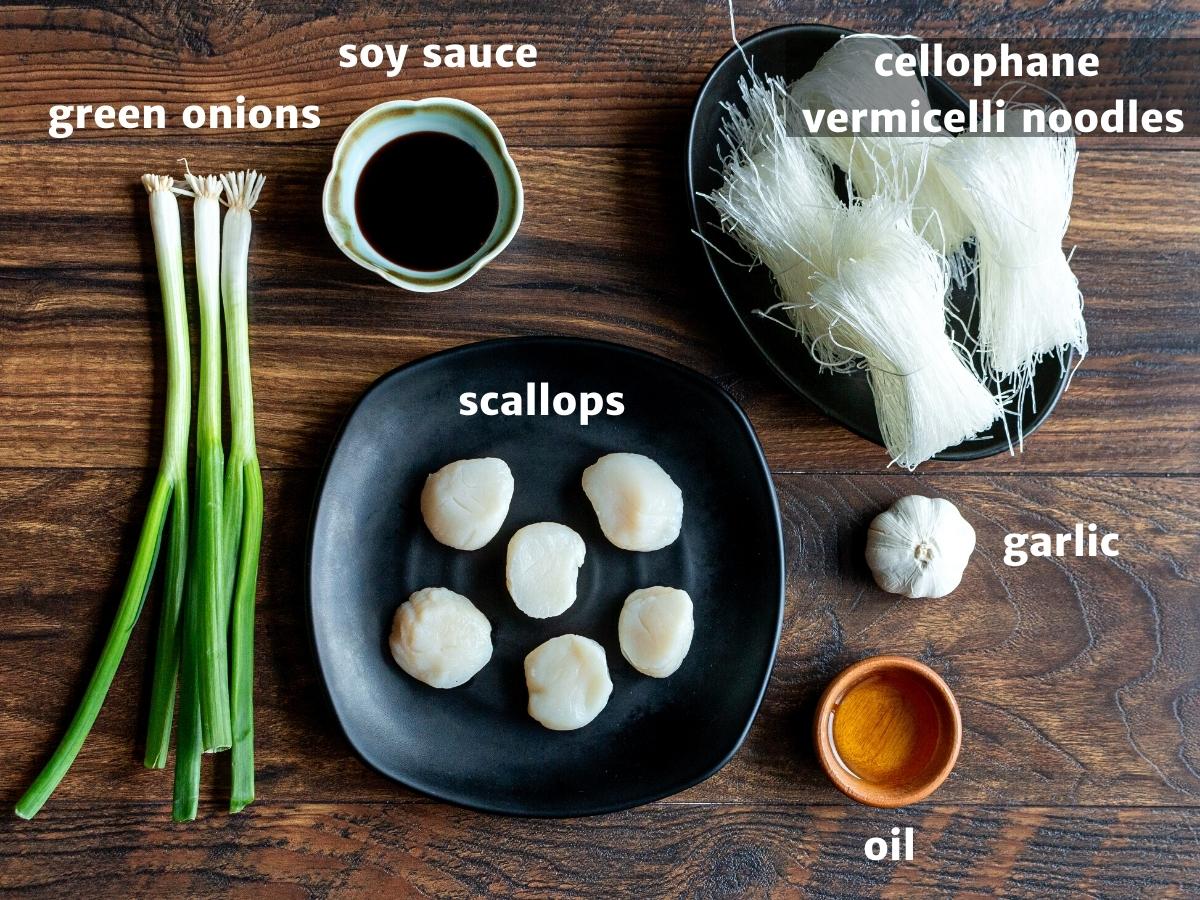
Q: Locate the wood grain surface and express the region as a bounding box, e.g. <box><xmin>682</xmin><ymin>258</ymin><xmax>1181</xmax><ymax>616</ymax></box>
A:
<box><xmin>4</xmin><ymin>804</ymin><xmax>1199</xmax><ymax>898</ymax></box>
<box><xmin>2</xmin><ymin>1</ymin><xmax>1198</xmax><ymax>897</ymax></box>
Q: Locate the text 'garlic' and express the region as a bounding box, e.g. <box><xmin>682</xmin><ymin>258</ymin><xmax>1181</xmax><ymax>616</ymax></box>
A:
<box><xmin>865</xmin><ymin>495</ymin><xmax>976</xmax><ymax>599</ymax></box>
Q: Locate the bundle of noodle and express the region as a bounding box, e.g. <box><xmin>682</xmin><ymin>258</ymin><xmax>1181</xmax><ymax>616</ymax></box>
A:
<box><xmin>705</xmin><ymin>73</ymin><xmax>1001</xmax><ymax>467</ymax></box>
<box><xmin>805</xmin><ymin>198</ymin><xmax>1002</xmax><ymax>468</ymax></box>
<box><xmin>789</xmin><ymin>36</ymin><xmax>974</xmax><ymax>263</ymax></box>
<box><xmin>932</xmin><ymin>115</ymin><xmax>1087</xmax><ymax>401</ymax></box>
<box><xmin>707</xmin><ymin>73</ymin><xmax>854</xmax><ymax>367</ymax></box>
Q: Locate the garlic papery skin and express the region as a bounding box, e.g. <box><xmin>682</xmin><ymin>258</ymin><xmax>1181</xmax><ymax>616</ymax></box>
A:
<box><xmin>865</xmin><ymin>496</ymin><xmax>976</xmax><ymax>599</ymax></box>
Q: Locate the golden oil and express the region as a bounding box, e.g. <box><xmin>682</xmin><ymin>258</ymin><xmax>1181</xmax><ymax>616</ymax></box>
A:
<box><xmin>830</xmin><ymin>669</ymin><xmax>944</xmax><ymax>787</ymax></box>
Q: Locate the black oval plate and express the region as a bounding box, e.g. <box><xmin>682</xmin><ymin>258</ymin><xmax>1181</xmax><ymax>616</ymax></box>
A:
<box><xmin>308</xmin><ymin>337</ymin><xmax>784</xmax><ymax>817</ymax></box>
<box><xmin>687</xmin><ymin>24</ymin><xmax>1070</xmax><ymax>460</ymax></box>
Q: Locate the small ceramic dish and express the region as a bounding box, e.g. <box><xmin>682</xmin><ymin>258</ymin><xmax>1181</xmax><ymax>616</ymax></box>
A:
<box><xmin>323</xmin><ymin>98</ymin><xmax>523</xmax><ymax>292</ymax></box>
<box><xmin>813</xmin><ymin>654</ymin><xmax>961</xmax><ymax>808</ymax></box>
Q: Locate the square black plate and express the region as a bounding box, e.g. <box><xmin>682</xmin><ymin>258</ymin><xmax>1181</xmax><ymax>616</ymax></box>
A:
<box><xmin>308</xmin><ymin>337</ymin><xmax>784</xmax><ymax>816</ymax></box>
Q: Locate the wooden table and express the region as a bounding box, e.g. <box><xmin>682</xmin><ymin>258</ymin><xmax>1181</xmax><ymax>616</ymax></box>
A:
<box><xmin>3</xmin><ymin>1</ymin><xmax>1198</xmax><ymax>895</ymax></box>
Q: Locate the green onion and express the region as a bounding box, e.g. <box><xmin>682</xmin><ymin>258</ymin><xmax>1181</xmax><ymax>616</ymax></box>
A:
<box><xmin>221</xmin><ymin>170</ymin><xmax>265</xmax><ymax>813</ymax></box>
<box><xmin>171</xmin><ymin>577</ymin><xmax>203</xmax><ymax>821</ymax></box>
<box><xmin>15</xmin><ymin>175</ymin><xmax>192</xmax><ymax>819</ymax></box>
<box><xmin>169</xmin><ymin>173</ymin><xmax>229</xmax><ymax>819</ymax></box>
<box><xmin>229</xmin><ymin>463</ymin><xmax>262</xmax><ymax>812</ymax></box>
<box><xmin>142</xmin><ymin>458</ymin><xmax>188</xmax><ymax>770</ymax></box>
<box><xmin>145</xmin><ymin>173</ymin><xmax>226</xmax><ymax>769</ymax></box>
<box><xmin>186</xmin><ymin>173</ymin><xmax>232</xmax><ymax>754</ymax></box>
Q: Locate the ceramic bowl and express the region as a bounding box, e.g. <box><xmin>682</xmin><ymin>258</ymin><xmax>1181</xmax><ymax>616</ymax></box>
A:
<box><xmin>813</xmin><ymin>654</ymin><xmax>962</xmax><ymax>808</ymax></box>
<box><xmin>323</xmin><ymin>98</ymin><xmax>523</xmax><ymax>292</ymax></box>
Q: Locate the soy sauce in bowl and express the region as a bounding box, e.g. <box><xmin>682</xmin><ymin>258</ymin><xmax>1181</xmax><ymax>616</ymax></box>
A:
<box><xmin>355</xmin><ymin>131</ymin><xmax>500</xmax><ymax>272</ymax></box>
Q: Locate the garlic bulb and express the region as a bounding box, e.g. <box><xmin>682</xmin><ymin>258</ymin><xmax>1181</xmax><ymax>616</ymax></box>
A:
<box><xmin>865</xmin><ymin>496</ymin><xmax>975</xmax><ymax>599</ymax></box>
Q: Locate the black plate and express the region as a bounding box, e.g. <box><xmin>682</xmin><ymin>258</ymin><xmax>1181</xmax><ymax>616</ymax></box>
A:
<box><xmin>308</xmin><ymin>337</ymin><xmax>784</xmax><ymax>816</ymax></box>
<box><xmin>687</xmin><ymin>24</ymin><xmax>1070</xmax><ymax>460</ymax></box>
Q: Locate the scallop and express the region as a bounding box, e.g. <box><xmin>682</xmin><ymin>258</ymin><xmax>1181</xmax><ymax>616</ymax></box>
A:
<box><xmin>524</xmin><ymin>634</ymin><xmax>613</xmax><ymax>730</ymax></box>
<box><xmin>618</xmin><ymin>586</ymin><xmax>694</xmax><ymax>678</ymax></box>
<box><xmin>581</xmin><ymin>452</ymin><xmax>683</xmax><ymax>551</ymax></box>
<box><xmin>389</xmin><ymin>587</ymin><xmax>492</xmax><ymax>689</ymax></box>
<box><xmin>505</xmin><ymin>522</ymin><xmax>586</xmax><ymax>618</ymax></box>
<box><xmin>420</xmin><ymin>457</ymin><xmax>514</xmax><ymax>551</ymax></box>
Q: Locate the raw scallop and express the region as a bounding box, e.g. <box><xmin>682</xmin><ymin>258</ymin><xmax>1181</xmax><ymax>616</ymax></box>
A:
<box><xmin>389</xmin><ymin>587</ymin><xmax>493</xmax><ymax>689</ymax></box>
<box><xmin>420</xmin><ymin>457</ymin><xmax>514</xmax><ymax>551</ymax></box>
<box><xmin>524</xmin><ymin>634</ymin><xmax>613</xmax><ymax>730</ymax></box>
<box><xmin>618</xmin><ymin>586</ymin><xmax>694</xmax><ymax>678</ymax></box>
<box><xmin>506</xmin><ymin>522</ymin><xmax>586</xmax><ymax>618</ymax></box>
<box><xmin>581</xmin><ymin>452</ymin><xmax>683</xmax><ymax>551</ymax></box>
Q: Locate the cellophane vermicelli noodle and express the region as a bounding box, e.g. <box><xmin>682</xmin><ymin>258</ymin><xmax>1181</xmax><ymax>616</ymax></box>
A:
<box><xmin>932</xmin><ymin>116</ymin><xmax>1087</xmax><ymax>422</ymax></box>
<box><xmin>705</xmin><ymin>73</ymin><xmax>1002</xmax><ymax>468</ymax></box>
<box><xmin>788</xmin><ymin>36</ymin><xmax>975</xmax><ymax>268</ymax></box>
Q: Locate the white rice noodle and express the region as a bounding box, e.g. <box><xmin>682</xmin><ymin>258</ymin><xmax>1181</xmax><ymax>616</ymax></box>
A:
<box><xmin>705</xmin><ymin>77</ymin><xmax>1001</xmax><ymax>467</ymax></box>
<box><xmin>707</xmin><ymin>74</ymin><xmax>856</xmax><ymax>368</ymax></box>
<box><xmin>806</xmin><ymin>198</ymin><xmax>1003</xmax><ymax>469</ymax></box>
<box><xmin>788</xmin><ymin>37</ymin><xmax>974</xmax><ymax>264</ymax></box>
<box><xmin>932</xmin><ymin>116</ymin><xmax>1087</xmax><ymax>392</ymax></box>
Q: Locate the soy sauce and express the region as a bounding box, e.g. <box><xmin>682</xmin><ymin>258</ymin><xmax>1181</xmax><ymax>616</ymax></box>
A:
<box><xmin>355</xmin><ymin>131</ymin><xmax>499</xmax><ymax>272</ymax></box>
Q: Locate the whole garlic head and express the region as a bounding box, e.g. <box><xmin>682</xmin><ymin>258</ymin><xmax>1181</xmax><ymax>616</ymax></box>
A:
<box><xmin>865</xmin><ymin>495</ymin><xmax>975</xmax><ymax>599</ymax></box>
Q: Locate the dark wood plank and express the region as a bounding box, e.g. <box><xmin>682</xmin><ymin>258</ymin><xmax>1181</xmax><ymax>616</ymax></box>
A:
<box><xmin>1</xmin><ymin>145</ymin><xmax>1196</xmax><ymax>473</ymax></box>
<box><xmin>2</xmin><ymin>1</ymin><xmax>1199</xmax><ymax>894</ymax></box>
<box><xmin>2</xmin><ymin>802</ymin><xmax>1198</xmax><ymax>897</ymax></box>
<box><xmin>1</xmin><ymin>1</ymin><xmax>1198</xmax><ymax>146</ymax></box>
<box><xmin>4</xmin><ymin>470</ymin><xmax>1197</xmax><ymax>808</ymax></box>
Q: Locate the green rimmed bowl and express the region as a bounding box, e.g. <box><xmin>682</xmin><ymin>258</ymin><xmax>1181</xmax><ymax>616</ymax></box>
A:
<box><xmin>323</xmin><ymin>98</ymin><xmax>523</xmax><ymax>293</ymax></box>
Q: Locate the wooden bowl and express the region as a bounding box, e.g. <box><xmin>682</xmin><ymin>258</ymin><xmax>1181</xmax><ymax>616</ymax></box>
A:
<box><xmin>813</xmin><ymin>655</ymin><xmax>961</xmax><ymax>808</ymax></box>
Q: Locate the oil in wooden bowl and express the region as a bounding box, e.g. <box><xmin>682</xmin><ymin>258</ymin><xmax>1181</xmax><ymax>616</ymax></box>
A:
<box><xmin>814</xmin><ymin>655</ymin><xmax>962</xmax><ymax>808</ymax></box>
<box><xmin>830</xmin><ymin>668</ymin><xmax>943</xmax><ymax>787</ymax></box>
<box><xmin>355</xmin><ymin>131</ymin><xmax>499</xmax><ymax>272</ymax></box>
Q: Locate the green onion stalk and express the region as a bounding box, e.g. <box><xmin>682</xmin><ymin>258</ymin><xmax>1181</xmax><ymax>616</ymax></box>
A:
<box><xmin>168</xmin><ymin>172</ymin><xmax>228</xmax><ymax>820</ymax></box>
<box><xmin>171</xmin><ymin>576</ymin><xmax>203</xmax><ymax>821</ymax></box>
<box><xmin>142</xmin><ymin>473</ymin><xmax>189</xmax><ymax>769</ymax></box>
<box><xmin>15</xmin><ymin>175</ymin><xmax>192</xmax><ymax>819</ymax></box>
<box><xmin>185</xmin><ymin>174</ymin><xmax>232</xmax><ymax>755</ymax></box>
<box><xmin>221</xmin><ymin>170</ymin><xmax>265</xmax><ymax>813</ymax></box>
